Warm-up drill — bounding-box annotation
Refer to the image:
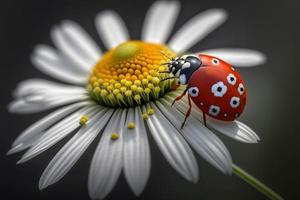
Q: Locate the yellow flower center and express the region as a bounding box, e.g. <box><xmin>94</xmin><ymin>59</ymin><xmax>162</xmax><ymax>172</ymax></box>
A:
<box><xmin>87</xmin><ymin>41</ymin><xmax>176</xmax><ymax>108</ymax></box>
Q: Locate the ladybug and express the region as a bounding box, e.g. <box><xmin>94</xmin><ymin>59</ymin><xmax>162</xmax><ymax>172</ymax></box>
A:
<box><xmin>161</xmin><ymin>53</ymin><xmax>247</xmax><ymax>128</ymax></box>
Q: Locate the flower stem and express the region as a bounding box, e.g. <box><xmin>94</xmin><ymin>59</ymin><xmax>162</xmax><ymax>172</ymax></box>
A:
<box><xmin>232</xmin><ymin>164</ymin><xmax>284</xmax><ymax>200</ymax></box>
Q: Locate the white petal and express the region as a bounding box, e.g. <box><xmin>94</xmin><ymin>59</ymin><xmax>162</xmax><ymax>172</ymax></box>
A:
<box><xmin>88</xmin><ymin>109</ymin><xmax>126</xmax><ymax>200</ymax></box>
<box><xmin>61</xmin><ymin>20</ymin><xmax>102</xmax><ymax>63</ymax></box>
<box><xmin>39</xmin><ymin>109</ymin><xmax>113</xmax><ymax>189</ymax></box>
<box><xmin>8</xmin><ymin>94</ymin><xmax>88</xmax><ymax>114</ymax></box>
<box><xmin>199</xmin><ymin>48</ymin><xmax>266</xmax><ymax>67</ymax></box>
<box><xmin>31</xmin><ymin>45</ymin><xmax>87</xmax><ymax>84</ymax></box>
<box><xmin>142</xmin><ymin>104</ymin><xmax>198</xmax><ymax>183</ymax></box>
<box><xmin>17</xmin><ymin>106</ymin><xmax>100</xmax><ymax>164</ymax></box>
<box><xmin>168</xmin><ymin>9</ymin><xmax>227</xmax><ymax>53</ymax></box>
<box><xmin>95</xmin><ymin>11</ymin><xmax>129</xmax><ymax>49</ymax></box>
<box><xmin>51</xmin><ymin>21</ymin><xmax>100</xmax><ymax>71</ymax></box>
<box><xmin>167</xmin><ymin>94</ymin><xmax>259</xmax><ymax>143</ymax></box>
<box><xmin>159</xmin><ymin>97</ymin><xmax>232</xmax><ymax>174</ymax></box>
<box><xmin>7</xmin><ymin>102</ymin><xmax>89</xmax><ymax>155</ymax></box>
<box><xmin>9</xmin><ymin>79</ymin><xmax>88</xmax><ymax>114</ymax></box>
<box><xmin>142</xmin><ymin>0</ymin><xmax>180</xmax><ymax>43</ymax></box>
<box><xmin>123</xmin><ymin>107</ymin><xmax>150</xmax><ymax>196</ymax></box>
<box><xmin>13</xmin><ymin>79</ymin><xmax>86</xmax><ymax>98</ymax></box>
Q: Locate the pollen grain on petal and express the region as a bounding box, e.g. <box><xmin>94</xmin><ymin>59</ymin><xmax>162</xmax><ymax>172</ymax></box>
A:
<box><xmin>142</xmin><ymin>113</ymin><xmax>149</xmax><ymax>120</ymax></box>
<box><xmin>147</xmin><ymin>108</ymin><xmax>155</xmax><ymax>115</ymax></box>
<box><xmin>111</xmin><ymin>132</ymin><xmax>120</xmax><ymax>140</ymax></box>
<box><xmin>79</xmin><ymin>115</ymin><xmax>89</xmax><ymax>126</ymax></box>
<box><xmin>127</xmin><ymin>122</ymin><xmax>136</xmax><ymax>129</ymax></box>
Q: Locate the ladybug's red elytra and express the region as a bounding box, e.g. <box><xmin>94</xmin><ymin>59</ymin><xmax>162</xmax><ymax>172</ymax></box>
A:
<box><xmin>161</xmin><ymin>53</ymin><xmax>247</xmax><ymax>128</ymax></box>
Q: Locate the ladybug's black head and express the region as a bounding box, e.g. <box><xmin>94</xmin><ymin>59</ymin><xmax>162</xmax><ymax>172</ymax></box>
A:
<box><xmin>167</xmin><ymin>56</ymin><xmax>184</xmax><ymax>74</ymax></box>
<box><xmin>167</xmin><ymin>55</ymin><xmax>202</xmax><ymax>84</ymax></box>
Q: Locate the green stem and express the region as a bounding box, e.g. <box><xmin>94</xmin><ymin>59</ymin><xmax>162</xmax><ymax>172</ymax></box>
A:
<box><xmin>232</xmin><ymin>164</ymin><xmax>284</xmax><ymax>200</ymax></box>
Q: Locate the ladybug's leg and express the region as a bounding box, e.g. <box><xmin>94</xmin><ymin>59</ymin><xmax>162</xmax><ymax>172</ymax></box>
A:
<box><xmin>159</xmin><ymin>71</ymin><xmax>170</xmax><ymax>73</ymax></box>
<box><xmin>161</xmin><ymin>77</ymin><xmax>176</xmax><ymax>82</ymax></box>
<box><xmin>170</xmin><ymin>84</ymin><xmax>180</xmax><ymax>91</ymax></box>
<box><xmin>202</xmin><ymin>112</ymin><xmax>207</xmax><ymax>127</ymax></box>
<box><xmin>180</xmin><ymin>95</ymin><xmax>192</xmax><ymax>129</ymax></box>
<box><xmin>171</xmin><ymin>88</ymin><xmax>187</xmax><ymax>106</ymax></box>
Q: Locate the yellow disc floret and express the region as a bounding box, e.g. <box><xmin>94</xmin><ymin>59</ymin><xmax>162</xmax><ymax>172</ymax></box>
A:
<box><xmin>87</xmin><ymin>41</ymin><xmax>176</xmax><ymax>108</ymax></box>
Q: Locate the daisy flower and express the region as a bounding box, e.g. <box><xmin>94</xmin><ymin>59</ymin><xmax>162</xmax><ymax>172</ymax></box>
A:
<box><xmin>7</xmin><ymin>1</ymin><xmax>283</xmax><ymax>200</ymax></box>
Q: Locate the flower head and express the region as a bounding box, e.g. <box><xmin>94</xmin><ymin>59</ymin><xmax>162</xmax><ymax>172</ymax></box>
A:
<box><xmin>88</xmin><ymin>41</ymin><xmax>175</xmax><ymax>107</ymax></box>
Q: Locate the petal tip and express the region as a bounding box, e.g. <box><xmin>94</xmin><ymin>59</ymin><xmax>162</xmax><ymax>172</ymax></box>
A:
<box><xmin>7</xmin><ymin>144</ymin><xmax>23</xmax><ymax>155</ymax></box>
<box><xmin>16</xmin><ymin>159</ymin><xmax>24</xmax><ymax>165</ymax></box>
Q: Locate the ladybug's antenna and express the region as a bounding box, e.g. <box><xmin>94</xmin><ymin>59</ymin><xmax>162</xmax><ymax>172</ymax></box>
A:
<box><xmin>160</xmin><ymin>51</ymin><xmax>174</xmax><ymax>61</ymax></box>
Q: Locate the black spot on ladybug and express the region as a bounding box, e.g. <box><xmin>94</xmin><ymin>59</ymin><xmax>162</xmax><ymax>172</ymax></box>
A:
<box><xmin>238</xmin><ymin>83</ymin><xmax>245</xmax><ymax>95</ymax></box>
<box><xmin>211</xmin><ymin>82</ymin><xmax>227</xmax><ymax>97</ymax></box>
<box><xmin>212</xmin><ymin>58</ymin><xmax>219</xmax><ymax>65</ymax></box>
<box><xmin>188</xmin><ymin>86</ymin><xmax>199</xmax><ymax>97</ymax></box>
<box><xmin>227</xmin><ymin>74</ymin><xmax>236</xmax><ymax>85</ymax></box>
<box><xmin>230</xmin><ymin>96</ymin><xmax>240</xmax><ymax>108</ymax></box>
<box><xmin>208</xmin><ymin>105</ymin><xmax>220</xmax><ymax>116</ymax></box>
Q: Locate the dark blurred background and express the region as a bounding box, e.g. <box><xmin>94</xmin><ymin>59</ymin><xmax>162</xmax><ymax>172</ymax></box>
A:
<box><xmin>0</xmin><ymin>0</ymin><xmax>299</xmax><ymax>199</ymax></box>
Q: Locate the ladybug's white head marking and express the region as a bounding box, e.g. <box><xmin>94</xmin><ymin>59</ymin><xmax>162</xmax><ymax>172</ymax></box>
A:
<box><xmin>181</xmin><ymin>62</ymin><xmax>191</xmax><ymax>69</ymax></box>
<box><xmin>208</xmin><ymin>105</ymin><xmax>220</xmax><ymax>116</ymax></box>
<box><xmin>179</xmin><ymin>74</ymin><xmax>187</xmax><ymax>84</ymax></box>
<box><xmin>211</xmin><ymin>81</ymin><xmax>227</xmax><ymax>97</ymax></box>
<box><xmin>188</xmin><ymin>86</ymin><xmax>199</xmax><ymax>97</ymax></box>
<box><xmin>238</xmin><ymin>83</ymin><xmax>245</xmax><ymax>95</ymax></box>
<box><xmin>230</xmin><ymin>96</ymin><xmax>240</xmax><ymax>108</ymax></box>
<box><xmin>212</xmin><ymin>58</ymin><xmax>220</xmax><ymax>65</ymax></box>
<box><xmin>227</xmin><ymin>73</ymin><xmax>237</xmax><ymax>85</ymax></box>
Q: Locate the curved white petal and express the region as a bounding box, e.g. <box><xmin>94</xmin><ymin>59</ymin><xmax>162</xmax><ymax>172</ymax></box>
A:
<box><xmin>88</xmin><ymin>109</ymin><xmax>126</xmax><ymax>200</ymax></box>
<box><xmin>17</xmin><ymin>106</ymin><xmax>100</xmax><ymax>164</ymax></box>
<box><xmin>159</xmin><ymin>97</ymin><xmax>232</xmax><ymax>174</ymax></box>
<box><xmin>95</xmin><ymin>11</ymin><xmax>129</xmax><ymax>49</ymax></box>
<box><xmin>199</xmin><ymin>48</ymin><xmax>267</xmax><ymax>67</ymax></box>
<box><xmin>142</xmin><ymin>104</ymin><xmax>198</xmax><ymax>183</ymax></box>
<box><xmin>168</xmin><ymin>8</ymin><xmax>227</xmax><ymax>53</ymax></box>
<box><xmin>39</xmin><ymin>109</ymin><xmax>113</xmax><ymax>189</ymax></box>
<box><xmin>142</xmin><ymin>0</ymin><xmax>180</xmax><ymax>43</ymax></box>
<box><xmin>123</xmin><ymin>107</ymin><xmax>150</xmax><ymax>196</ymax></box>
<box><xmin>60</xmin><ymin>20</ymin><xmax>102</xmax><ymax>64</ymax></box>
<box><xmin>51</xmin><ymin>21</ymin><xmax>100</xmax><ymax>71</ymax></box>
<box><xmin>7</xmin><ymin>102</ymin><xmax>89</xmax><ymax>155</ymax></box>
<box><xmin>8</xmin><ymin>96</ymin><xmax>87</xmax><ymax>114</ymax></box>
<box><xmin>31</xmin><ymin>45</ymin><xmax>87</xmax><ymax>84</ymax></box>
<box><xmin>9</xmin><ymin>79</ymin><xmax>88</xmax><ymax>114</ymax></box>
<box><xmin>166</xmin><ymin>94</ymin><xmax>259</xmax><ymax>143</ymax></box>
<box><xmin>13</xmin><ymin>79</ymin><xmax>86</xmax><ymax>98</ymax></box>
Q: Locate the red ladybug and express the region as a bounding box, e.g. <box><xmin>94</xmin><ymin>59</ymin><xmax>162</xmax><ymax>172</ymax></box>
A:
<box><xmin>161</xmin><ymin>54</ymin><xmax>247</xmax><ymax>128</ymax></box>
